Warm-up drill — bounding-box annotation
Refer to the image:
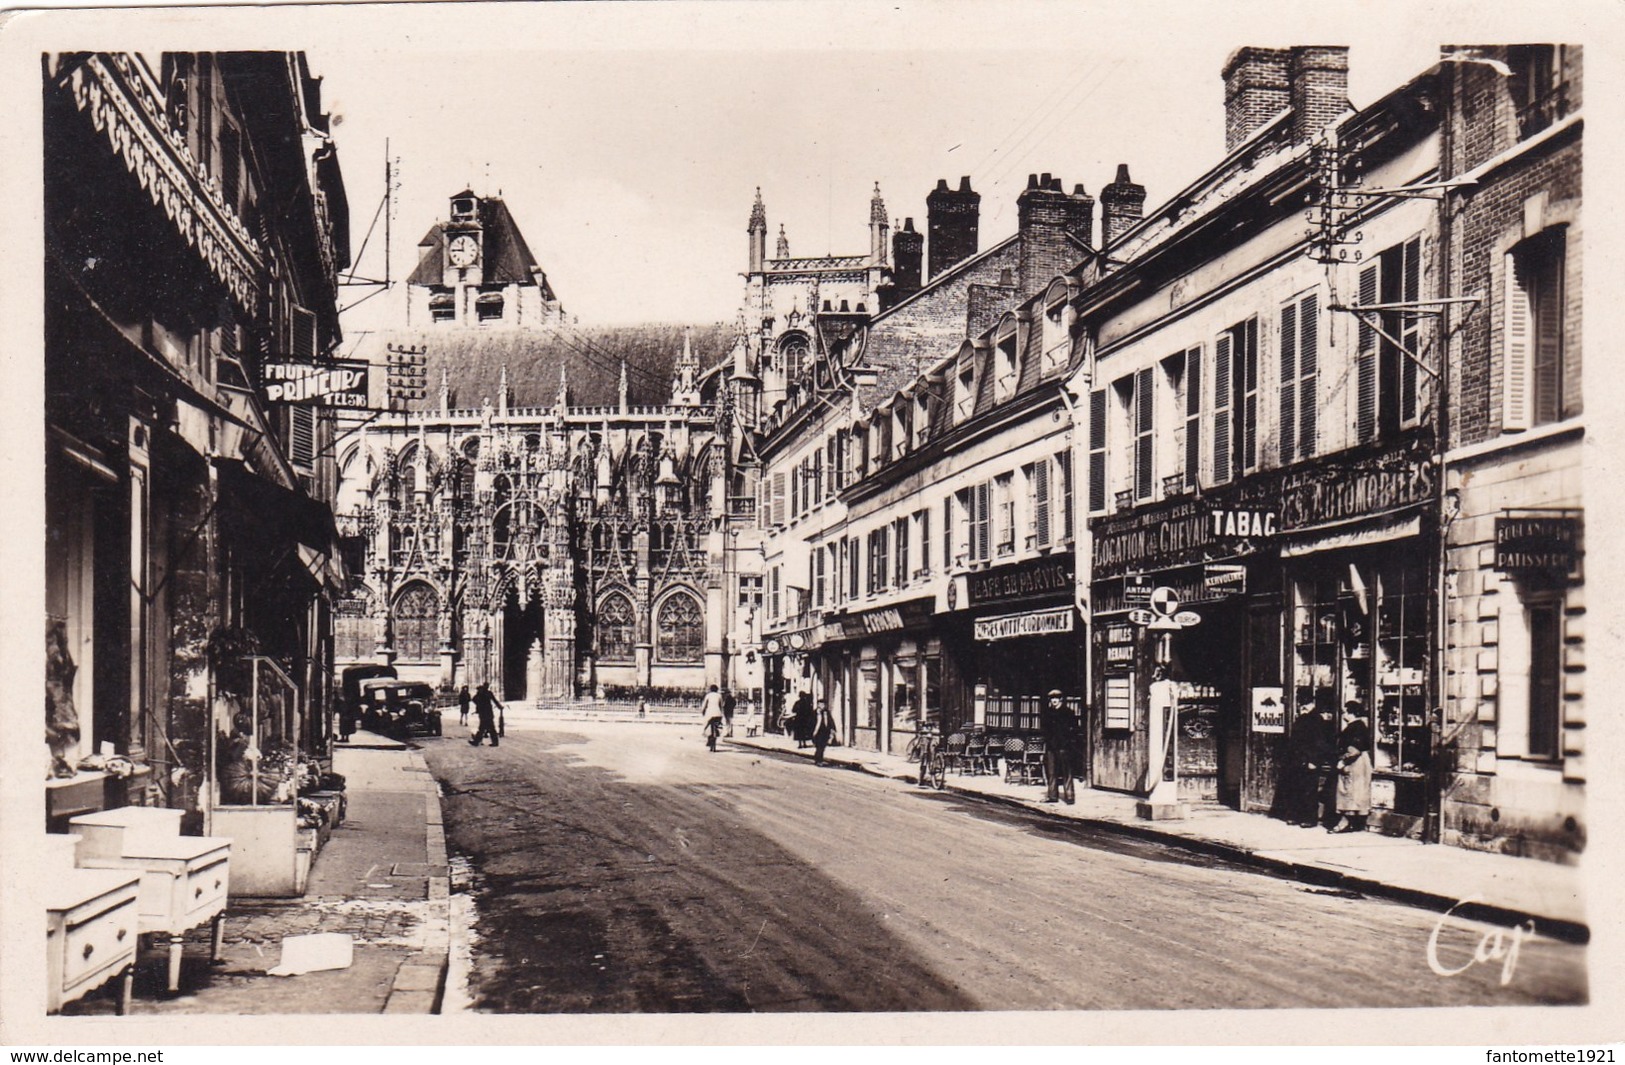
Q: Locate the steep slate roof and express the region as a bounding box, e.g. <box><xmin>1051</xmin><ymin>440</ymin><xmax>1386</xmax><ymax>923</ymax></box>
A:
<box><xmin>358</xmin><ymin>322</ymin><xmax>736</xmax><ymax>411</ymax></box>
<box><xmin>406</xmin><ymin>197</ymin><xmax>556</xmax><ymax>299</ymax></box>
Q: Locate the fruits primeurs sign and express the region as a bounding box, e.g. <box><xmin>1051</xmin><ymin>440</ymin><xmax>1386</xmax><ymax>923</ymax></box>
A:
<box><xmin>262</xmin><ymin>361</ymin><xmax>370</xmax><ymax>407</ymax></box>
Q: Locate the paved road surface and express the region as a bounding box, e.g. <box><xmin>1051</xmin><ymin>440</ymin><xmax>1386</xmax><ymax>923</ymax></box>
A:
<box><xmin>421</xmin><ymin>722</ymin><xmax>1586</xmax><ymax>1013</ymax></box>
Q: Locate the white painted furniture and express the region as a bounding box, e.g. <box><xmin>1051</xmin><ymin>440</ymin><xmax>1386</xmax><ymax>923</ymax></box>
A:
<box><xmin>44</xmin><ymin>834</ymin><xmax>139</xmax><ymax>1014</ymax></box>
<box><xmin>69</xmin><ymin>808</ymin><xmax>231</xmax><ymax>992</ymax></box>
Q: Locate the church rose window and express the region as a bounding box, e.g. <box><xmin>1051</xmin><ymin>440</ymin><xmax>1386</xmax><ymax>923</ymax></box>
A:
<box><xmin>597</xmin><ymin>593</ymin><xmax>635</xmax><ymax>662</ymax></box>
<box><xmin>393</xmin><ymin>582</ymin><xmax>440</xmax><ymax>661</ymax></box>
<box><xmin>655</xmin><ymin>592</ymin><xmax>704</xmax><ymax>664</ymax></box>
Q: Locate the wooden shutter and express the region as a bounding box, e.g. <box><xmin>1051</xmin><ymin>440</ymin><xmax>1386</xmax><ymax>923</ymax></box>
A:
<box><xmin>1357</xmin><ymin>263</ymin><xmax>1379</xmax><ymax>441</ymax></box>
<box><xmin>1212</xmin><ymin>331</ymin><xmax>1232</xmax><ymax>484</ymax></box>
<box><xmin>1184</xmin><ymin>347</ymin><xmax>1202</xmax><ymax>487</ymax></box>
<box><xmin>1531</xmin><ymin>240</ymin><xmax>1564</xmax><ymax>426</ymax></box>
<box><xmin>291</xmin><ymin>304</ymin><xmax>317</xmax><ymax>361</ymax></box>
<box><xmin>289</xmin><ymin>404</ymin><xmax>316</xmax><ymax>470</ymax></box>
<box><xmin>771</xmin><ymin>471</ymin><xmax>786</xmax><ymax>526</ymax></box>
<box><xmin>1299</xmin><ymin>294</ymin><xmax>1319</xmax><ymax>456</ymax></box>
<box><xmin>1134</xmin><ymin>367</ymin><xmax>1154</xmax><ymax>500</ymax></box>
<box><xmin>1033</xmin><ymin>460</ymin><xmax>1051</xmax><ymax>547</ymax></box>
<box><xmin>1088</xmin><ymin>389</ymin><xmax>1108</xmax><ymax>511</ymax></box>
<box><xmin>1279</xmin><ymin>301</ymin><xmax>1298</xmax><ymax>463</ymax></box>
<box><xmin>943</xmin><ymin>496</ymin><xmax>953</xmax><ymax>567</ymax></box>
<box><xmin>974</xmin><ymin>482</ymin><xmax>991</xmax><ymax>562</ymax></box>
<box><xmin>1058</xmin><ymin>451</ymin><xmax>1074</xmax><ymax>540</ymax></box>
<box><xmin>920</xmin><ymin>508</ymin><xmax>931</xmax><ymax>573</ymax></box>
<box><xmin>1241</xmin><ymin>318</ymin><xmax>1258</xmax><ymax>471</ymax></box>
<box><xmin>896</xmin><ymin>518</ymin><xmax>909</xmax><ymax>585</ymax></box>
<box><xmin>1400</xmin><ymin>237</ymin><xmax>1422</xmax><ymax>424</ymax></box>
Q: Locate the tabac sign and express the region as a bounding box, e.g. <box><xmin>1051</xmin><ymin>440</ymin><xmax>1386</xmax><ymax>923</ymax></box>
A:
<box><xmin>1494</xmin><ymin>515</ymin><xmax>1580</xmax><ymax>574</ymax></box>
<box><xmin>262</xmin><ymin>361</ymin><xmax>370</xmax><ymax>407</ymax></box>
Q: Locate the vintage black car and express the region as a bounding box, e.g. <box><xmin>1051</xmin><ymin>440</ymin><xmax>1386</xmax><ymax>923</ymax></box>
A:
<box><xmin>357</xmin><ymin>679</ymin><xmax>443</xmax><ymax>738</ymax></box>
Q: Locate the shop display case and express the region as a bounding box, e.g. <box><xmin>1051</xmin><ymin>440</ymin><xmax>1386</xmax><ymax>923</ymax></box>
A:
<box><xmin>69</xmin><ymin>806</ymin><xmax>231</xmax><ymax>992</ymax></box>
<box><xmin>44</xmin><ymin>834</ymin><xmax>139</xmax><ymax>1015</ymax></box>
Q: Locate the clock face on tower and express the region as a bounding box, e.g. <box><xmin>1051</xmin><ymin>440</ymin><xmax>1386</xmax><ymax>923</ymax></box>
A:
<box><xmin>447</xmin><ymin>234</ymin><xmax>479</xmax><ymax>268</ymax></box>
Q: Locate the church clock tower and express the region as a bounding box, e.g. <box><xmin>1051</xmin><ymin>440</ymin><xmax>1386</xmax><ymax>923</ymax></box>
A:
<box><xmin>443</xmin><ymin>189</ymin><xmax>484</xmax><ymax>287</ymax></box>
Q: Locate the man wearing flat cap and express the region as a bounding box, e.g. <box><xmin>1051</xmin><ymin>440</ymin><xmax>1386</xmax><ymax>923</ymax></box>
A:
<box><xmin>1039</xmin><ymin>689</ymin><xmax>1077</xmax><ymax>804</ymax></box>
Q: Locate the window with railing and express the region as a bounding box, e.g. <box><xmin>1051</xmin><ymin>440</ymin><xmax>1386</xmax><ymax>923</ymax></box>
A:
<box><xmin>1510</xmin><ymin>45</ymin><xmax>1571</xmax><ymax>140</ymax></box>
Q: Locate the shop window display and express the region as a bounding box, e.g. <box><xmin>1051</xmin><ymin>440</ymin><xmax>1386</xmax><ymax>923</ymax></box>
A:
<box><xmin>1290</xmin><ymin>557</ymin><xmax>1431</xmax><ymax>822</ymax></box>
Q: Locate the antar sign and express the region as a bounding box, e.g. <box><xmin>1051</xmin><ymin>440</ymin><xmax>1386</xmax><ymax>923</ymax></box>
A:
<box><xmin>263</xmin><ymin>362</ymin><xmax>370</xmax><ymax>407</ymax></box>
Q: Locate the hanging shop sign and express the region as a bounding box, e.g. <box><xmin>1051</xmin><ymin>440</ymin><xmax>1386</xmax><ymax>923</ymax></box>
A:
<box><xmin>1493</xmin><ymin>515</ymin><xmax>1579</xmax><ymax>574</ymax></box>
<box><xmin>973</xmin><ymin>607</ymin><xmax>1074</xmax><ymax>642</ymax></box>
<box><xmin>1124</xmin><ymin>574</ymin><xmax>1154</xmax><ymax>605</ymax></box>
<box><xmin>1251</xmin><ymin>687</ymin><xmax>1286</xmax><ymax>734</ymax></box>
<box><xmin>262</xmin><ymin>361</ymin><xmax>370</xmax><ymax>407</ymax></box>
<box><xmin>1204</xmin><ymin>564</ymin><xmax>1247</xmax><ymax>594</ymax></box>
<box><xmin>1090</xmin><ymin>436</ymin><xmax>1434</xmax><ymax>578</ymax></box>
<box><xmin>965</xmin><ymin>552</ymin><xmax>1075</xmax><ymax>608</ymax></box>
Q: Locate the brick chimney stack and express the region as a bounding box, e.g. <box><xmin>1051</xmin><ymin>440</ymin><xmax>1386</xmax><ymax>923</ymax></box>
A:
<box><xmin>1223</xmin><ymin>47</ymin><xmax>1291</xmax><ymax>152</ymax></box>
<box><xmin>1099</xmin><ymin>164</ymin><xmax>1147</xmax><ymax>248</ymax></box>
<box><xmin>1067</xmin><ymin>183</ymin><xmax>1096</xmax><ymax>248</ymax></box>
<box><xmin>1289</xmin><ymin>46</ymin><xmax>1351</xmax><ymax>142</ymax></box>
<box><xmin>926</xmin><ymin>176</ymin><xmax>981</xmax><ymax>281</ymax></box>
<box><xmin>1018</xmin><ymin>173</ymin><xmax>1092</xmax><ymax>297</ymax></box>
<box><xmin>886</xmin><ymin>217</ymin><xmax>924</xmax><ymax>307</ymax></box>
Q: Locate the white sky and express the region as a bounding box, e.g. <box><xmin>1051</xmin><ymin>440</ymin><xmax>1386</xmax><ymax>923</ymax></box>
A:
<box><xmin>295</xmin><ymin>1</ymin><xmax>1461</xmax><ymax>333</ymax></box>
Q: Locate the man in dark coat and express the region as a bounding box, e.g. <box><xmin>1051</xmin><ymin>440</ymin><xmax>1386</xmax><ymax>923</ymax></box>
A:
<box><xmin>721</xmin><ymin>688</ymin><xmax>737</xmax><ymax>737</ymax></box>
<box><xmin>791</xmin><ymin>691</ymin><xmax>815</xmax><ymax>748</ymax></box>
<box><xmin>457</xmin><ymin>685</ymin><xmax>472</xmax><ymax>727</ymax></box>
<box><xmin>1283</xmin><ymin>700</ymin><xmax>1336</xmax><ymax>827</ymax></box>
<box><xmin>470</xmin><ymin>682</ymin><xmax>502</xmax><ymax>747</ymax></box>
<box><xmin>1039</xmin><ymin>690</ymin><xmax>1076</xmax><ymax>804</ymax></box>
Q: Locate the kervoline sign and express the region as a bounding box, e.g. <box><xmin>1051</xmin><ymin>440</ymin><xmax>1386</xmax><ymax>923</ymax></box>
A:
<box><xmin>263</xmin><ymin>361</ymin><xmax>370</xmax><ymax>407</ymax></box>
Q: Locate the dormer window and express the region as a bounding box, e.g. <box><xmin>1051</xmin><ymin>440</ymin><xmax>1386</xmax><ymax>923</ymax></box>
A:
<box><xmin>429</xmin><ymin>289</ymin><xmax>455</xmax><ymax>322</ymax></box>
<box><xmin>995</xmin><ymin>320</ymin><xmax>1020</xmax><ymax>402</ymax></box>
<box><xmin>1042</xmin><ymin>284</ymin><xmax>1070</xmax><ymax>377</ymax></box>
<box><xmin>955</xmin><ymin>353</ymin><xmax>977</xmax><ymax>424</ymax></box>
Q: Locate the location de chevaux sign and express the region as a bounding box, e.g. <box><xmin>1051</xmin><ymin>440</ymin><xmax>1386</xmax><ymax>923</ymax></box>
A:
<box><xmin>262</xmin><ymin>361</ymin><xmax>370</xmax><ymax>407</ymax></box>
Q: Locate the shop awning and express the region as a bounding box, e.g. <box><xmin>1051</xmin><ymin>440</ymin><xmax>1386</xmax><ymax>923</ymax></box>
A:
<box><xmin>1280</xmin><ymin>513</ymin><xmax>1421</xmax><ymax>558</ymax></box>
<box><xmin>214</xmin><ymin>457</ymin><xmax>338</xmax><ymax>557</ymax></box>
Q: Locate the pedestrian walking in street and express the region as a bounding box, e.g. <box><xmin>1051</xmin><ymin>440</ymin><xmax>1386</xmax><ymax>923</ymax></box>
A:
<box><xmin>721</xmin><ymin>688</ymin><xmax>737</xmax><ymax>737</ymax></box>
<box><xmin>470</xmin><ymin>682</ymin><xmax>502</xmax><ymax>747</ymax></box>
<box><xmin>457</xmin><ymin>684</ymin><xmax>471</xmax><ymax>727</ymax></box>
<box><xmin>700</xmin><ymin>684</ymin><xmax>725</xmax><ymax>751</ymax></box>
<box><xmin>1329</xmin><ymin>700</ymin><xmax>1372</xmax><ymax>833</ymax></box>
<box><xmin>1040</xmin><ymin>689</ymin><xmax>1076</xmax><ymax>804</ymax></box>
<box><xmin>791</xmin><ymin>690</ymin><xmax>814</xmax><ymax>748</ymax></box>
<box><xmin>812</xmin><ymin>702</ymin><xmax>835</xmax><ymax>765</ymax></box>
<box><xmin>1282</xmin><ymin>699</ymin><xmax>1336</xmax><ymax>827</ymax></box>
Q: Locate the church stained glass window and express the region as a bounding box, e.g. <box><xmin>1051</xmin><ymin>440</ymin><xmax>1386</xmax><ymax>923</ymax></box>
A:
<box><xmin>597</xmin><ymin>593</ymin><xmax>635</xmax><ymax>662</ymax></box>
<box><xmin>655</xmin><ymin>592</ymin><xmax>703</xmax><ymax>664</ymax></box>
<box><xmin>393</xmin><ymin>583</ymin><xmax>440</xmax><ymax>661</ymax></box>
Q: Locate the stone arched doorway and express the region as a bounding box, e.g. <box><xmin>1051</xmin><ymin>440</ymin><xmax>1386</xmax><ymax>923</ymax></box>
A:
<box><xmin>499</xmin><ymin>583</ymin><xmax>543</xmax><ymax>702</ymax></box>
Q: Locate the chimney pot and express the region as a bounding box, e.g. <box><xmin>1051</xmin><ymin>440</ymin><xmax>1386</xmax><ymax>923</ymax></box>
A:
<box><xmin>958</xmin><ymin>176</ymin><xmax>973</xmax><ymax>192</ymax></box>
<box><xmin>1289</xmin><ymin>45</ymin><xmax>1351</xmax><ymax>142</ymax></box>
<box><xmin>936</xmin><ymin>178</ymin><xmax>950</xmax><ymax>192</ymax></box>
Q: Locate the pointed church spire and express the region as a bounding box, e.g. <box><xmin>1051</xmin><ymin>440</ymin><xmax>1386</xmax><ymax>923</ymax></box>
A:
<box><xmin>748</xmin><ymin>187</ymin><xmax>768</xmax><ymax>274</ymax></box>
<box><xmin>672</xmin><ymin>328</ymin><xmax>701</xmax><ymax>407</ymax></box>
<box><xmin>556</xmin><ymin>363</ymin><xmax>569</xmax><ymax>410</ymax></box>
<box><xmin>619</xmin><ymin>359</ymin><xmax>629</xmax><ymax>413</ymax></box>
<box><xmin>748</xmin><ymin>187</ymin><xmax>766</xmax><ymax>232</ymax></box>
<box><xmin>870</xmin><ymin>181</ymin><xmax>889</xmax><ymax>266</ymax></box>
<box><xmin>498</xmin><ymin>363</ymin><xmax>509</xmax><ymax>416</ymax></box>
<box><xmin>776</xmin><ymin>223</ymin><xmax>790</xmax><ymax>259</ymax></box>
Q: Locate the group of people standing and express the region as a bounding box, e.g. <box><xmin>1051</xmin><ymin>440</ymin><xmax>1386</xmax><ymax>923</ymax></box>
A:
<box><xmin>1282</xmin><ymin>698</ymin><xmax>1372</xmax><ymax>833</ymax></box>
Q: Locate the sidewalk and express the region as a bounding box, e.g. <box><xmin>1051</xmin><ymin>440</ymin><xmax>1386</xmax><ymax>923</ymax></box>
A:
<box><xmin>63</xmin><ymin>731</ymin><xmax>450</xmax><ymax>1016</ymax></box>
<box><xmin>729</xmin><ymin>730</ymin><xmax>1588</xmax><ymax>941</ymax></box>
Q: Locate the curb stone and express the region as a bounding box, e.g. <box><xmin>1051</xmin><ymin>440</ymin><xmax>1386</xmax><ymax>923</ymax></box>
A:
<box><xmin>729</xmin><ymin>737</ymin><xmax>1589</xmax><ymax>944</ymax></box>
<box><xmin>381</xmin><ymin>749</ymin><xmax>452</xmax><ymax>1013</ymax></box>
